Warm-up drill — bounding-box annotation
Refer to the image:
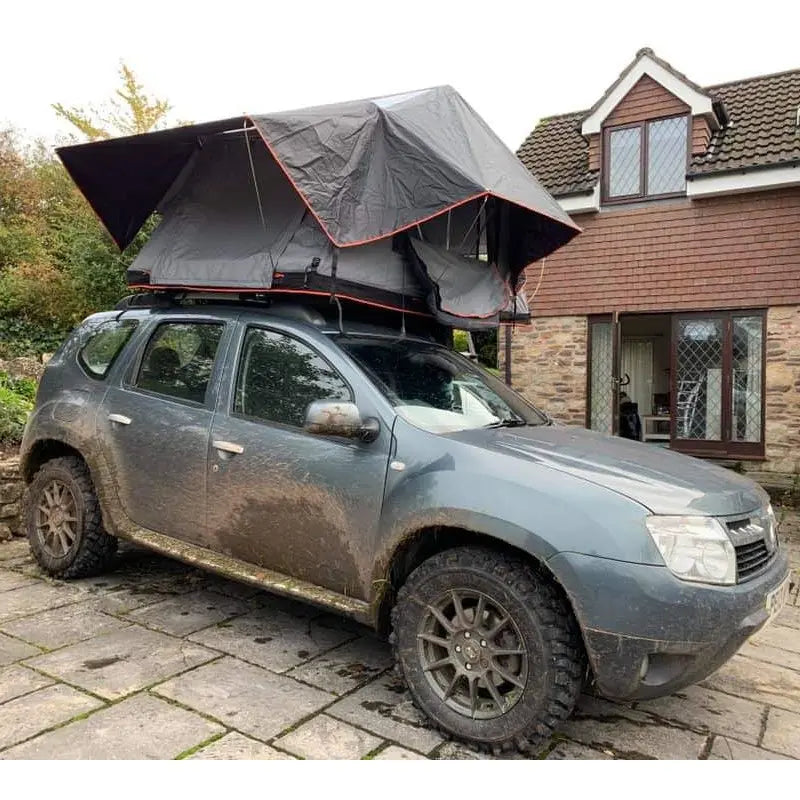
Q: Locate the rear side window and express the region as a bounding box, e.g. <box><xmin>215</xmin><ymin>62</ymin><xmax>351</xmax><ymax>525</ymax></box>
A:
<box><xmin>78</xmin><ymin>319</ymin><xmax>139</xmax><ymax>379</ymax></box>
<box><xmin>135</xmin><ymin>322</ymin><xmax>224</xmax><ymax>405</ymax></box>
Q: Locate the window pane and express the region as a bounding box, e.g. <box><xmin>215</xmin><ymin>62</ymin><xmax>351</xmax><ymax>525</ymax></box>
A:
<box><xmin>235</xmin><ymin>329</ymin><xmax>350</xmax><ymax>428</ymax></box>
<box><xmin>608</xmin><ymin>127</ymin><xmax>641</xmax><ymax>197</ymax></box>
<box><xmin>79</xmin><ymin>319</ymin><xmax>138</xmax><ymax>378</ymax></box>
<box><xmin>589</xmin><ymin>321</ymin><xmax>613</xmax><ymax>434</ymax></box>
<box><xmin>675</xmin><ymin>319</ymin><xmax>723</xmax><ymax>441</ymax></box>
<box><xmin>731</xmin><ymin>316</ymin><xmax>763</xmax><ymax>443</ymax></box>
<box><xmin>136</xmin><ymin>322</ymin><xmax>223</xmax><ymax>404</ymax></box>
<box><xmin>647</xmin><ymin>117</ymin><xmax>687</xmax><ymax>195</ymax></box>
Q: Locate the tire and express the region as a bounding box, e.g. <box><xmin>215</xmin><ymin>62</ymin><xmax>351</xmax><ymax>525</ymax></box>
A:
<box><xmin>24</xmin><ymin>456</ymin><xmax>118</xmax><ymax>579</ymax></box>
<box><xmin>392</xmin><ymin>546</ymin><xmax>585</xmax><ymax>756</ymax></box>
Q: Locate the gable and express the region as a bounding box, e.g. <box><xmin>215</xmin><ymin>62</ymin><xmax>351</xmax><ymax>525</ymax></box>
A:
<box><xmin>604</xmin><ymin>75</ymin><xmax>689</xmax><ymax>128</ymax></box>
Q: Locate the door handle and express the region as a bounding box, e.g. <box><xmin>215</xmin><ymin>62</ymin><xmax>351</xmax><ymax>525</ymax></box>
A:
<box><xmin>212</xmin><ymin>440</ymin><xmax>244</xmax><ymax>455</ymax></box>
<box><xmin>108</xmin><ymin>413</ymin><xmax>132</xmax><ymax>425</ymax></box>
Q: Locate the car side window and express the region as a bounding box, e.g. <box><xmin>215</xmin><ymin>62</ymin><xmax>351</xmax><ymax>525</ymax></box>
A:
<box><xmin>234</xmin><ymin>328</ymin><xmax>351</xmax><ymax>427</ymax></box>
<box><xmin>135</xmin><ymin>322</ymin><xmax>224</xmax><ymax>404</ymax></box>
<box><xmin>78</xmin><ymin>319</ymin><xmax>139</xmax><ymax>379</ymax></box>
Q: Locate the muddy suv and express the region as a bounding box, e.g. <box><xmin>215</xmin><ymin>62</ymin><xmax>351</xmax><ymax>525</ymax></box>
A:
<box><xmin>20</xmin><ymin>298</ymin><xmax>790</xmax><ymax>754</ymax></box>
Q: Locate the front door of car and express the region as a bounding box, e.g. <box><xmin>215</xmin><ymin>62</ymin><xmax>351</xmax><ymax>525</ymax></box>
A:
<box><xmin>206</xmin><ymin>324</ymin><xmax>391</xmax><ymax>599</ymax></box>
<box><xmin>97</xmin><ymin>318</ymin><xmax>229</xmax><ymax>543</ymax></box>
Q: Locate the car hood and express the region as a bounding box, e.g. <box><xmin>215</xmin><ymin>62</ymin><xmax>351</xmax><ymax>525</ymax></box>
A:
<box><xmin>449</xmin><ymin>425</ymin><xmax>767</xmax><ymax>516</ymax></box>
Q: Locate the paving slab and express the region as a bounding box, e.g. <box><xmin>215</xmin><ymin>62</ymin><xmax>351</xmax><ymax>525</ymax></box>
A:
<box><xmin>0</xmin><ymin>540</ymin><xmax>31</xmax><ymax>561</ymax></box>
<box><xmin>154</xmin><ymin>656</ymin><xmax>333</xmax><ymax>741</ymax></box>
<box><xmin>634</xmin><ymin>685</ymin><xmax>765</xmax><ymax>745</ymax></box>
<box><xmin>749</xmin><ymin>622</ymin><xmax>800</xmax><ymax>654</ymax></box>
<box><xmin>0</xmin><ymin>632</ymin><xmax>41</xmax><ymax>665</ymax></box>
<box><xmin>561</xmin><ymin>706</ymin><xmax>709</xmax><ymax>759</ymax></box>
<box><xmin>761</xmin><ymin>708</ymin><xmax>800</xmax><ymax>759</ymax></box>
<box><xmin>127</xmin><ymin>590</ymin><xmax>249</xmax><ymax>636</ymax></box>
<box><xmin>188</xmin><ymin>609</ymin><xmax>354</xmax><ymax>673</ymax></box>
<box><xmin>0</xmin><ymin>664</ymin><xmax>53</xmax><ymax>704</ymax></box>
<box><xmin>738</xmin><ymin>641</ymin><xmax>800</xmax><ymax>672</ymax></box>
<box><xmin>88</xmin><ymin>586</ymin><xmax>184</xmax><ymax>615</ymax></box>
<box><xmin>778</xmin><ymin>606</ymin><xmax>800</xmax><ymax>630</ymax></box>
<box><xmin>373</xmin><ymin>745</ymin><xmax>427</xmax><ymax>760</ymax></box>
<box><xmin>189</xmin><ymin>731</ymin><xmax>293</xmax><ymax>760</ymax></box>
<box><xmin>287</xmin><ymin>635</ymin><xmax>392</xmax><ymax>695</ymax></box>
<box><xmin>1</xmin><ymin>693</ymin><xmax>223</xmax><ymax>759</ymax></box>
<box><xmin>434</xmin><ymin>742</ymin><xmax>492</xmax><ymax>760</ymax></box>
<box><xmin>703</xmin><ymin>655</ymin><xmax>800</xmax><ymax>714</ymax></box>
<box><xmin>0</xmin><ymin>570</ymin><xmax>38</xmax><ymax>593</ymax></box>
<box><xmin>0</xmin><ymin>684</ymin><xmax>103</xmax><ymax>751</ymax></box>
<box><xmin>24</xmin><ymin>626</ymin><xmax>217</xmax><ymax>700</ymax></box>
<box><xmin>0</xmin><ymin>582</ymin><xmax>83</xmax><ymax>623</ymax></box>
<box><xmin>546</xmin><ymin>740</ymin><xmax>613</xmax><ymax>760</ymax></box>
<box><xmin>1</xmin><ymin>602</ymin><xmax>129</xmax><ymax>650</ymax></box>
<box><xmin>274</xmin><ymin>714</ymin><xmax>382</xmax><ymax>759</ymax></box>
<box><xmin>327</xmin><ymin>673</ymin><xmax>444</xmax><ymax>755</ymax></box>
<box><xmin>708</xmin><ymin>736</ymin><xmax>789</xmax><ymax>760</ymax></box>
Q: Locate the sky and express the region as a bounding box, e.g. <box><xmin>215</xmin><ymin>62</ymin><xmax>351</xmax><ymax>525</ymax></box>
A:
<box><xmin>2</xmin><ymin>0</ymin><xmax>799</xmax><ymax>151</ymax></box>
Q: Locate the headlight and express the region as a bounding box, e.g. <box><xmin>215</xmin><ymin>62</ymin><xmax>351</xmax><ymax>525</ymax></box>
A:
<box><xmin>645</xmin><ymin>516</ymin><xmax>736</xmax><ymax>586</ymax></box>
<box><xmin>765</xmin><ymin>504</ymin><xmax>778</xmax><ymax>552</ymax></box>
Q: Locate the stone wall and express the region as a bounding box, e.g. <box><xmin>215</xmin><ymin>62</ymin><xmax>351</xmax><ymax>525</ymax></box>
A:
<box><xmin>502</xmin><ymin>316</ymin><xmax>587</xmax><ymax>426</ymax></box>
<box><xmin>749</xmin><ymin>306</ymin><xmax>800</xmax><ymax>485</ymax></box>
<box><xmin>0</xmin><ymin>456</ymin><xmax>22</xmax><ymax>540</ymax></box>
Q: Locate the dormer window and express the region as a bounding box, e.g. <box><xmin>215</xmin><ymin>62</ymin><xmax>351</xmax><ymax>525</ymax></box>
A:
<box><xmin>603</xmin><ymin>115</ymin><xmax>689</xmax><ymax>202</ymax></box>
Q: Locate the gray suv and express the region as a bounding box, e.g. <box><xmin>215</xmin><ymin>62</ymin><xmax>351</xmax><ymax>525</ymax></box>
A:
<box><xmin>20</xmin><ymin>297</ymin><xmax>790</xmax><ymax>755</ymax></box>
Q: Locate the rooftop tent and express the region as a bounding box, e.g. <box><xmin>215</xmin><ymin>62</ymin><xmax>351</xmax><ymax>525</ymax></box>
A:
<box><xmin>57</xmin><ymin>86</ymin><xmax>580</xmax><ymax>328</ymax></box>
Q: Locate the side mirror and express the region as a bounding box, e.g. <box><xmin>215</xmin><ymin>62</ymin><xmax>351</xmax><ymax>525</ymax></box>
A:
<box><xmin>304</xmin><ymin>400</ymin><xmax>380</xmax><ymax>443</ymax></box>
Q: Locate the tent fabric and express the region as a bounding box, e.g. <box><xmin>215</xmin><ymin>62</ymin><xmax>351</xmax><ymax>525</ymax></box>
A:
<box><xmin>57</xmin><ymin>86</ymin><xmax>580</xmax><ymax>327</ymax></box>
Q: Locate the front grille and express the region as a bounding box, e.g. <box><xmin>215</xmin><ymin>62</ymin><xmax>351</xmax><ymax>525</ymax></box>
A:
<box><xmin>727</xmin><ymin>514</ymin><xmax>775</xmax><ymax>582</ymax></box>
<box><xmin>734</xmin><ymin>539</ymin><xmax>771</xmax><ymax>581</ymax></box>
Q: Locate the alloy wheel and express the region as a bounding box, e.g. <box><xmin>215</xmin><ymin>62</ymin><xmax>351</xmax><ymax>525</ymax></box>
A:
<box><xmin>35</xmin><ymin>479</ymin><xmax>79</xmax><ymax>559</ymax></box>
<box><xmin>417</xmin><ymin>589</ymin><xmax>528</xmax><ymax>720</ymax></box>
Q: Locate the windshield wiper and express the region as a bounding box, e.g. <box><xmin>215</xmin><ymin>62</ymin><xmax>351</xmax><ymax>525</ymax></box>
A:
<box><xmin>483</xmin><ymin>418</ymin><xmax>528</xmax><ymax>429</ymax></box>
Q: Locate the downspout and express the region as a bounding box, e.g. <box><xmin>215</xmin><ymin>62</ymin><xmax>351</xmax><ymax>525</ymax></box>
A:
<box><xmin>504</xmin><ymin>325</ymin><xmax>512</xmax><ymax>386</ymax></box>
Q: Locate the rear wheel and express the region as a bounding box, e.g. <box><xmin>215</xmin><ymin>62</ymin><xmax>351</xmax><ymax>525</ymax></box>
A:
<box><xmin>25</xmin><ymin>456</ymin><xmax>117</xmax><ymax>578</ymax></box>
<box><xmin>392</xmin><ymin>546</ymin><xmax>584</xmax><ymax>755</ymax></box>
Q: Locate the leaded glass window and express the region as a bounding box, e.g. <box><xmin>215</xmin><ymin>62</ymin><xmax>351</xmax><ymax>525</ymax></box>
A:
<box><xmin>604</xmin><ymin>115</ymin><xmax>688</xmax><ymax>202</ymax></box>
<box><xmin>647</xmin><ymin>117</ymin><xmax>688</xmax><ymax>195</ymax></box>
<box><xmin>608</xmin><ymin>127</ymin><xmax>641</xmax><ymax>198</ymax></box>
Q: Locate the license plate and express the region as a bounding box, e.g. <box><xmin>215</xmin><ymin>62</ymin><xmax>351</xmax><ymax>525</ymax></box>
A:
<box><xmin>765</xmin><ymin>577</ymin><xmax>790</xmax><ymax>622</ymax></box>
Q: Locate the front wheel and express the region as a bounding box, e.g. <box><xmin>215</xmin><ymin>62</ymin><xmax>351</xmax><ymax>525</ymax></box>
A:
<box><xmin>392</xmin><ymin>547</ymin><xmax>585</xmax><ymax>755</ymax></box>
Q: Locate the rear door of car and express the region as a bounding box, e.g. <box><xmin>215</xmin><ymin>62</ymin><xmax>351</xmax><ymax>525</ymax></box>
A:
<box><xmin>97</xmin><ymin>311</ymin><xmax>234</xmax><ymax>543</ymax></box>
<box><xmin>205</xmin><ymin>319</ymin><xmax>393</xmax><ymax>599</ymax></box>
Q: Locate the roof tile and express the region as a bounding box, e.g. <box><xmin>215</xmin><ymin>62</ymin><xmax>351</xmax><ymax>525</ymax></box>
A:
<box><xmin>518</xmin><ymin>62</ymin><xmax>800</xmax><ymax>196</ymax></box>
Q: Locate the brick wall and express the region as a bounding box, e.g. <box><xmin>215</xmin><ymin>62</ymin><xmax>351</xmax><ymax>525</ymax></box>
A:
<box><xmin>604</xmin><ymin>75</ymin><xmax>689</xmax><ymax>127</ymax></box>
<box><xmin>527</xmin><ymin>188</ymin><xmax>800</xmax><ymax>317</ymax></box>
<box><xmin>691</xmin><ymin>116</ymin><xmax>712</xmax><ymax>156</ymax></box>
<box><xmin>0</xmin><ymin>457</ymin><xmax>22</xmax><ymax>540</ymax></box>
<box><xmin>503</xmin><ymin>316</ymin><xmax>587</xmax><ymax>426</ymax></box>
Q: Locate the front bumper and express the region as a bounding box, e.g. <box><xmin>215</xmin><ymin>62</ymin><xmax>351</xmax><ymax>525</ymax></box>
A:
<box><xmin>548</xmin><ymin>548</ymin><xmax>790</xmax><ymax>701</ymax></box>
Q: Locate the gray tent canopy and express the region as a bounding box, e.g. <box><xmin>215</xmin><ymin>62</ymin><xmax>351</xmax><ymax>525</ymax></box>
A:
<box><xmin>57</xmin><ymin>86</ymin><xmax>580</xmax><ymax>328</ymax></box>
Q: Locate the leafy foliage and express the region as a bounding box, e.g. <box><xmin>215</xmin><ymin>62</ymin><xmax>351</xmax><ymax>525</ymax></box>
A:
<box><xmin>53</xmin><ymin>63</ymin><xmax>173</xmax><ymax>141</ymax></box>
<box><xmin>0</xmin><ymin>65</ymin><xmax>171</xmax><ymax>357</ymax></box>
<box><xmin>0</xmin><ymin>371</ymin><xmax>35</xmax><ymax>444</ymax></box>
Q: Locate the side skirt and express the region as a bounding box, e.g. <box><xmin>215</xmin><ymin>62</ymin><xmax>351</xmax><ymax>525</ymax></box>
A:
<box><xmin>116</xmin><ymin>526</ymin><xmax>374</xmax><ymax>626</ymax></box>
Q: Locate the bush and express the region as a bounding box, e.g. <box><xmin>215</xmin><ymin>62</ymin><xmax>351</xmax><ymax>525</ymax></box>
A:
<box><xmin>0</xmin><ymin>371</ymin><xmax>35</xmax><ymax>445</ymax></box>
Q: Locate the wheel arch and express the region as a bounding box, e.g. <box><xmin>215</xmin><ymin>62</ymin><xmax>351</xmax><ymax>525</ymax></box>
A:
<box><xmin>21</xmin><ymin>439</ymin><xmax>87</xmax><ymax>483</ymax></box>
<box><xmin>375</xmin><ymin>524</ymin><xmax>586</xmax><ymax>654</ymax></box>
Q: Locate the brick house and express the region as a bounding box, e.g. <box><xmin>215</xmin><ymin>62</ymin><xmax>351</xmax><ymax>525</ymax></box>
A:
<box><xmin>508</xmin><ymin>48</ymin><xmax>800</xmax><ymax>485</ymax></box>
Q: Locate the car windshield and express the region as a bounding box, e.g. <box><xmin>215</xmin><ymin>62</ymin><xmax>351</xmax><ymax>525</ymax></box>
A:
<box><xmin>337</xmin><ymin>336</ymin><xmax>548</xmax><ymax>434</ymax></box>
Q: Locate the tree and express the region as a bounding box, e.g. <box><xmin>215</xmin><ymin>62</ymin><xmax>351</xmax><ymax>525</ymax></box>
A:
<box><xmin>52</xmin><ymin>63</ymin><xmax>172</xmax><ymax>141</ymax></box>
<box><xmin>0</xmin><ymin>64</ymin><xmax>171</xmax><ymax>356</ymax></box>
